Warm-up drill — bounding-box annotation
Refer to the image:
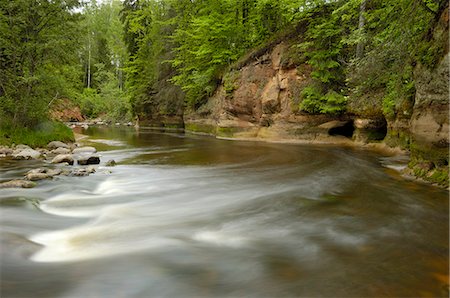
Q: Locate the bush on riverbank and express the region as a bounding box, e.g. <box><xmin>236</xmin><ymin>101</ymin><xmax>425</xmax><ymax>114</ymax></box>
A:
<box><xmin>0</xmin><ymin>121</ymin><xmax>74</xmax><ymax>148</ymax></box>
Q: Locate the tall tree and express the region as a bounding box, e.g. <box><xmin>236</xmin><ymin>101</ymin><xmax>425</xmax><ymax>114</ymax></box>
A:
<box><xmin>0</xmin><ymin>0</ymin><xmax>82</xmax><ymax>127</ymax></box>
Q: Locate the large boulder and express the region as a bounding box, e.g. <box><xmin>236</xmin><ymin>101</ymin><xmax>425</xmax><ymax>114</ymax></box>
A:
<box><xmin>47</xmin><ymin>141</ymin><xmax>70</xmax><ymax>150</ymax></box>
<box><xmin>72</xmin><ymin>146</ymin><xmax>96</xmax><ymax>154</ymax></box>
<box><xmin>15</xmin><ymin>144</ymin><xmax>31</xmax><ymax>150</ymax></box>
<box><xmin>77</xmin><ymin>155</ymin><xmax>100</xmax><ymax>165</ymax></box>
<box><xmin>51</xmin><ymin>154</ymin><xmax>74</xmax><ymax>165</ymax></box>
<box><xmin>0</xmin><ymin>180</ymin><xmax>36</xmax><ymax>188</ymax></box>
<box><xmin>12</xmin><ymin>148</ymin><xmax>41</xmax><ymax>160</ymax></box>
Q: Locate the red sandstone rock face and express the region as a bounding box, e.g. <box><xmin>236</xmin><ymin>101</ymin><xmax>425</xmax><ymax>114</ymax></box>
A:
<box><xmin>185</xmin><ymin>42</ymin><xmax>353</xmax><ymax>142</ymax></box>
<box><xmin>206</xmin><ymin>43</ymin><xmax>313</xmax><ymax>129</ymax></box>
<box><xmin>186</xmin><ymin>9</ymin><xmax>448</xmax><ymax>149</ymax></box>
<box><xmin>50</xmin><ymin>98</ymin><xmax>84</xmax><ymax>122</ymax></box>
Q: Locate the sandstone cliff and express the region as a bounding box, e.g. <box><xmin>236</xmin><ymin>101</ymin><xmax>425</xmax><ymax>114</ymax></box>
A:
<box><xmin>185</xmin><ymin>42</ymin><xmax>360</xmax><ymax>144</ymax></box>
<box><xmin>183</xmin><ymin>8</ymin><xmax>449</xmax><ymax>187</ymax></box>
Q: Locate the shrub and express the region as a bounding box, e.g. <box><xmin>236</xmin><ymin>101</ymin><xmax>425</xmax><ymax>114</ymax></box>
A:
<box><xmin>0</xmin><ymin>121</ymin><xmax>74</xmax><ymax>147</ymax></box>
<box><xmin>300</xmin><ymin>85</ymin><xmax>347</xmax><ymax>115</ymax></box>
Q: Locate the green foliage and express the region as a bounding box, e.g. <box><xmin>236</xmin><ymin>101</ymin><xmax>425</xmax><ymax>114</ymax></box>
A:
<box><xmin>299</xmin><ymin>85</ymin><xmax>322</xmax><ymax>113</ymax></box>
<box><xmin>123</xmin><ymin>0</ymin><xmax>304</xmax><ymax>112</ymax></box>
<box><xmin>78</xmin><ymin>0</ymin><xmax>130</xmax><ymax>121</ymax></box>
<box><xmin>1</xmin><ymin>0</ymin><xmax>446</xmax><ymax>134</ymax></box>
<box><xmin>0</xmin><ymin>0</ymin><xmax>82</xmax><ymax>128</ymax></box>
<box><xmin>382</xmin><ymin>66</ymin><xmax>415</xmax><ymax>120</ymax></box>
<box><xmin>78</xmin><ymin>88</ymin><xmax>103</xmax><ymax>118</ymax></box>
<box><xmin>0</xmin><ymin>121</ymin><xmax>74</xmax><ymax>147</ymax></box>
<box><xmin>171</xmin><ymin>9</ymin><xmax>245</xmax><ymax>107</ymax></box>
<box><xmin>296</xmin><ymin>2</ymin><xmax>349</xmax><ymax>115</ymax></box>
<box><xmin>300</xmin><ymin>86</ymin><xmax>347</xmax><ymax>114</ymax></box>
<box><xmin>417</xmin><ymin>40</ymin><xmax>446</xmax><ymax>69</ymax></box>
<box><xmin>223</xmin><ymin>71</ymin><xmax>240</xmax><ymax>95</ymax></box>
<box><xmin>381</xmin><ymin>90</ymin><xmax>396</xmax><ymax>120</ymax></box>
<box><xmin>78</xmin><ymin>85</ymin><xmax>131</xmax><ymax>121</ymax></box>
<box><xmin>346</xmin><ymin>0</ymin><xmax>443</xmax><ymax>118</ymax></box>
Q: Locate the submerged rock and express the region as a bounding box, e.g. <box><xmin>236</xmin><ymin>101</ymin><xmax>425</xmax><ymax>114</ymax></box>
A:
<box><xmin>72</xmin><ymin>146</ymin><xmax>96</xmax><ymax>154</ymax></box>
<box><xmin>26</xmin><ymin>173</ymin><xmax>51</xmax><ymax>181</ymax></box>
<box><xmin>51</xmin><ymin>154</ymin><xmax>74</xmax><ymax>165</ymax></box>
<box><xmin>26</xmin><ymin>168</ymin><xmax>47</xmax><ymax>175</ymax></box>
<box><xmin>25</xmin><ymin>168</ymin><xmax>63</xmax><ymax>180</ymax></box>
<box><xmin>0</xmin><ymin>180</ymin><xmax>36</xmax><ymax>189</ymax></box>
<box><xmin>77</xmin><ymin>155</ymin><xmax>100</xmax><ymax>165</ymax></box>
<box><xmin>105</xmin><ymin>159</ymin><xmax>116</xmax><ymax>167</ymax></box>
<box><xmin>71</xmin><ymin>166</ymin><xmax>96</xmax><ymax>177</ymax></box>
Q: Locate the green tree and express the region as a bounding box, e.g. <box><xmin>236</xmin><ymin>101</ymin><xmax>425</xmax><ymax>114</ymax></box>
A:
<box><xmin>78</xmin><ymin>0</ymin><xmax>130</xmax><ymax>120</ymax></box>
<box><xmin>0</xmin><ymin>0</ymin><xmax>82</xmax><ymax>128</ymax></box>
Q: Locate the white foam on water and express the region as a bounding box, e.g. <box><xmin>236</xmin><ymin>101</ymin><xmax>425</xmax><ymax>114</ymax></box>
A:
<box><xmin>38</xmin><ymin>176</ymin><xmax>157</xmax><ymax>218</ymax></box>
<box><xmin>29</xmin><ymin>222</ymin><xmax>182</xmax><ymax>262</ymax></box>
<box><xmin>193</xmin><ymin>231</ymin><xmax>248</xmax><ymax>248</ymax></box>
<box><xmin>93</xmin><ymin>178</ymin><xmax>130</xmax><ymax>195</ymax></box>
<box><xmin>383</xmin><ymin>164</ymin><xmax>408</xmax><ymax>172</ymax></box>
<box><xmin>39</xmin><ymin>204</ymin><xmax>100</xmax><ymax>218</ymax></box>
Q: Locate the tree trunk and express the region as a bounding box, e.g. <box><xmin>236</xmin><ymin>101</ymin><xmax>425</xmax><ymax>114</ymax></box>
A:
<box><xmin>356</xmin><ymin>0</ymin><xmax>367</xmax><ymax>59</ymax></box>
<box><xmin>87</xmin><ymin>36</ymin><xmax>91</xmax><ymax>89</ymax></box>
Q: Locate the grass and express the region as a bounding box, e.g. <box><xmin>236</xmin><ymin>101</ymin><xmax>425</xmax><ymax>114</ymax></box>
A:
<box><xmin>0</xmin><ymin>121</ymin><xmax>74</xmax><ymax>148</ymax></box>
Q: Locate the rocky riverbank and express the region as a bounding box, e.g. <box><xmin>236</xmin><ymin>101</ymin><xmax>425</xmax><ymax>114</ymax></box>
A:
<box><xmin>0</xmin><ymin>140</ymin><xmax>115</xmax><ymax>189</ymax></box>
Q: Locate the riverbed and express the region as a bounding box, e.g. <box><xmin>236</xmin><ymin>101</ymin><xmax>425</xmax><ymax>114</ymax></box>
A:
<box><xmin>1</xmin><ymin>126</ymin><xmax>448</xmax><ymax>297</ymax></box>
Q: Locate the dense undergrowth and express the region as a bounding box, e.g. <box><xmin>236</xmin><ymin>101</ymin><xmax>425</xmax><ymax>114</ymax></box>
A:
<box><xmin>0</xmin><ymin>121</ymin><xmax>74</xmax><ymax>148</ymax></box>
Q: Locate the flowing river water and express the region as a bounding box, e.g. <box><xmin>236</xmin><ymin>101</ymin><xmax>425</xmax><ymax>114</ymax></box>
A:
<box><xmin>0</xmin><ymin>126</ymin><xmax>448</xmax><ymax>297</ymax></box>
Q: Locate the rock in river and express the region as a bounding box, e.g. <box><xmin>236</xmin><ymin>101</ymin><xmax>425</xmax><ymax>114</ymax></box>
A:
<box><xmin>71</xmin><ymin>166</ymin><xmax>96</xmax><ymax>176</ymax></box>
<box><xmin>47</xmin><ymin>141</ymin><xmax>70</xmax><ymax>150</ymax></box>
<box><xmin>0</xmin><ymin>147</ymin><xmax>13</xmax><ymax>156</ymax></box>
<box><xmin>0</xmin><ymin>180</ymin><xmax>36</xmax><ymax>189</ymax></box>
<box><xmin>51</xmin><ymin>154</ymin><xmax>74</xmax><ymax>165</ymax></box>
<box><xmin>52</xmin><ymin>147</ymin><xmax>71</xmax><ymax>155</ymax></box>
<box><xmin>26</xmin><ymin>173</ymin><xmax>51</xmax><ymax>181</ymax></box>
<box><xmin>77</xmin><ymin>155</ymin><xmax>100</xmax><ymax>165</ymax></box>
<box><xmin>12</xmin><ymin>149</ymin><xmax>42</xmax><ymax>160</ymax></box>
<box><xmin>72</xmin><ymin>146</ymin><xmax>96</xmax><ymax>154</ymax></box>
<box><xmin>105</xmin><ymin>159</ymin><xmax>116</xmax><ymax>167</ymax></box>
<box><xmin>15</xmin><ymin>144</ymin><xmax>31</xmax><ymax>150</ymax></box>
<box><xmin>25</xmin><ymin>168</ymin><xmax>63</xmax><ymax>180</ymax></box>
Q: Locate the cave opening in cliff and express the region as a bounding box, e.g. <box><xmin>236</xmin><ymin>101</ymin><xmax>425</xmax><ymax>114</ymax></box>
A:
<box><xmin>370</xmin><ymin>120</ymin><xmax>388</xmax><ymax>141</ymax></box>
<box><xmin>363</xmin><ymin>118</ymin><xmax>388</xmax><ymax>141</ymax></box>
<box><xmin>329</xmin><ymin>121</ymin><xmax>355</xmax><ymax>138</ymax></box>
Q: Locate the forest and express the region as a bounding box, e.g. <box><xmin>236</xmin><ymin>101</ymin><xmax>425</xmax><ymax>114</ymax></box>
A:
<box><xmin>0</xmin><ymin>0</ymin><xmax>447</xmax><ymax>143</ymax></box>
<box><xmin>0</xmin><ymin>1</ymin><xmax>449</xmax><ymax>296</ymax></box>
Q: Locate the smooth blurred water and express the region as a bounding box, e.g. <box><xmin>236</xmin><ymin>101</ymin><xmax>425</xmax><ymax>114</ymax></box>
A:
<box><xmin>1</xmin><ymin>126</ymin><xmax>448</xmax><ymax>297</ymax></box>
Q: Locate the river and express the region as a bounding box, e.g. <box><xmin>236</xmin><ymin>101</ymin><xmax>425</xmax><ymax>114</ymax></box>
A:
<box><xmin>1</xmin><ymin>126</ymin><xmax>448</xmax><ymax>297</ymax></box>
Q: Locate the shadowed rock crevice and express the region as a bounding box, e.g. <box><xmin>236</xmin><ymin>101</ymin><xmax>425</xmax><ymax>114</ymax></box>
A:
<box><xmin>328</xmin><ymin>121</ymin><xmax>355</xmax><ymax>138</ymax></box>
